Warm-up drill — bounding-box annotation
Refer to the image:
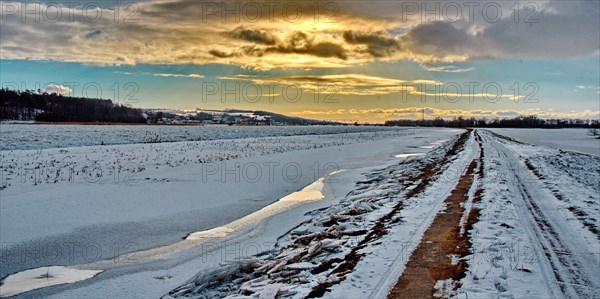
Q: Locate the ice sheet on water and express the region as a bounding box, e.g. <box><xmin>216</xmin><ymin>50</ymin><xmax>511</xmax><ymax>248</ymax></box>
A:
<box><xmin>186</xmin><ymin>178</ymin><xmax>326</xmax><ymax>240</ymax></box>
<box><xmin>0</xmin><ymin>266</ymin><xmax>102</xmax><ymax>297</ymax></box>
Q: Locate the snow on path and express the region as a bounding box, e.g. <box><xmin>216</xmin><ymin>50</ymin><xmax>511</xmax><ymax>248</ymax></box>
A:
<box><xmin>458</xmin><ymin>130</ymin><xmax>600</xmax><ymax>298</ymax></box>
<box><xmin>335</xmin><ymin>131</ymin><xmax>478</xmax><ymax>298</ymax></box>
<box><xmin>385</xmin><ymin>130</ymin><xmax>481</xmax><ymax>298</ymax></box>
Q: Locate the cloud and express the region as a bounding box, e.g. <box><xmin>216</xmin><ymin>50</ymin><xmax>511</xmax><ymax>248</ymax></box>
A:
<box><xmin>577</xmin><ymin>85</ymin><xmax>600</xmax><ymax>93</ymax></box>
<box><xmin>153</xmin><ymin>73</ymin><xmax>204</xmax><ymax>78</ymax></box>
<box><xmin>219</xmin><ymin>74</ymin><xmax>438</xmax><ymax>86</ymax></box>
<box><xmin>495</xmin><ymin>111</ymin><xmax>520</xmax><ymax>117</ymax></box>
<box><xmin>219</xmin><ymin>73</ymin><xmax>523</xmax><ymax>100</ymax></box>
<box><xmin>43</xmin><ymin>84</ymin><xmax>72</xmax><ymax>95</ymax></box>
<box><xmin>409</xmin><ymin>89</ymin><xmax>522</xmax><ymax>101</ymax></box>
<box><xmin>84</xmin><ymin>29</ymin><xmax>103</xmax><ymax>39</ymax></box>
<box><xmin>208</xmin><ymin>49</ymin><xmax>235</xmax><ymax>58</ymax></box>
<box><xmin>399</xmin><ymin>2</ymin><xmax>600</xmax><ymax>62</ymax></box>
<box><xmin>212</xmin><ymin>30</ymin><xmax>348</xmax><ymax>61</ymax></box>
<box><xmin>421</xmin><ymin>65</ymin><xmax>474</xmax><ymax>73</ymax></box>
<box><xmin>291</xmin><ymin>107</ymin><xmax>498</xmax><ymax>118</ymax></box>
<box><xmin>342</xmin><ymin>30</ymin><xmax>399</xmax><ymax>57</ymax></box>
<box><xmin>218</xmin><ymin>73</ymin><xmax>439</xmax><ymax>95</ymax></box>
<box><xmin>291</xmin><ymin>107</ymin><xmax>600</xmax><ymax>120</ymax></box>
<box><xmin>229</xmin><ymin>27</ymin><xmax>277</xmax><ymax>45</ymax></box>
<box><xmin>0</xmin><ymin>1</ymin><xmax>598</xmax><ymax>69</ymax></box>
<box><xmin>526</xmin><ymin>109</ymin><xmax>600</xmax><ymax>119</ymax></box>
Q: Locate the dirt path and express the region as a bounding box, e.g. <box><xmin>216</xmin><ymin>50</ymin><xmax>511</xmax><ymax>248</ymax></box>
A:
<box><xmin>388</xmin><ymin>132</ymin><xmax>482</xmax><ymax>298</ymax></box>
<box><xmin>305</xmin><ymin>131</ymin><xmax>472</xmax><ymax>298</ymax></box>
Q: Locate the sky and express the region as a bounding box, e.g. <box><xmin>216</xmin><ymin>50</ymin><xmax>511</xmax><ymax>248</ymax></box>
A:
<box><xmin>0</xmin><ymin>0</ymin><xmax>599</xmax><ymax>123</ymax></box>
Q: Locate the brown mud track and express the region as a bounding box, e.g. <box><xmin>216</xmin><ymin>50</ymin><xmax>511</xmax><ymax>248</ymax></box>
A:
<box><xmin>306</xmin><ymin>131</ymin><xmax>472</xmax><ymax>297</ymax></box>
<box><xmin>388</xmin><ymin>132</ymin><xmax>483</xmax><ymax>298</ymax></box>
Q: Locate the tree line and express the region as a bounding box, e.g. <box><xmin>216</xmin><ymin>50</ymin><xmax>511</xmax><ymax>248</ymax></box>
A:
<box><xmin>384</xmin><ymin>115</ymin><xmax>600</xmax><ymax>128</ymax></box>
<box><xmin>0</xmin><ymin>88</ymin><xmax>145</xmax><ymax>123</ymax></box>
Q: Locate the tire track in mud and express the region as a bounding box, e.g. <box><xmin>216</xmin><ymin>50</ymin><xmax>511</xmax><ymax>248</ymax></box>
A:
<box><xmin>387</xmin><ymin>131</ymin><xmax>483</xmax><ymax>298</ymax></box>
<box><xmin>524</xmin><ymin>159</ymin><xmax>600</xmax><ymax>239</ymax></box>
<box><xmin>511</xmin><ymin>165</ymin><xmax>594</xmax><ymax>297</ymax></box>
<box><xmin>483</xmin><ymin>130</ymin><xmax>597</xmax><ymax>299</ymax></box>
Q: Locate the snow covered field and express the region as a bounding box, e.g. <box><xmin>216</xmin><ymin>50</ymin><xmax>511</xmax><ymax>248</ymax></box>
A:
<box><xmin>487</xmin><ymin>128</ymin><xmax>600</xmax><ymax>156</ymax></box>
<box><xmin>0</xmin><ymin>124</ymin><xmax>405</xmax><ymax>151</ymax></box>
<box><xmin>1</xmin><ymin>126</ymin><xmax>598</xmax><ymax>298</ymax></box>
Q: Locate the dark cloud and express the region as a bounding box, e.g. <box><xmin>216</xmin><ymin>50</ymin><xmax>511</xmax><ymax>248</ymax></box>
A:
<box><xmin>209</xmin><ymin>49</ymin><xmax>235</xmax><ymax>58</ymax></box>
<box><xmin>401</xmin><ymin>22</ymin><xmax>472</xmax><ymax>57</ymax></box>
<box><xmin>229</xmin><ymin>27</ymin><xmax>276</xmax><ymax>45</ymax></box>
<box><xmin>289</xmin><ymin>31</ymin><xmax>310</xmax><ymax>50</ymax></box>
<box><xmin>343</xmin><ymin>30</ymin><xmax>399</xmax><ymax>57</ymax></box>
<box><xmin>84</xmin><ymin>29</ymin><xmax>103</xmax><ymax>39</ymax></box>
<box><xmin>302</xmin><ymin>42</ymin><xmax>347</xmax><ymax>59</ymax></box>
<box><xmin>496</xmin><ymin>111</ymin><xmax>520</xmax><ymax>117</ymax></box>
<box><xmin>270</xmin><ymin>32</ymin><xmax>347</xmax><ymax>59</ymax></box>
<box><xmin>478</xmin><ymin>1</ymin><xmax>599</xmax><ymax>58</ymax></box>
<box><xmin>214</xmin><ymin>30</ymin><xmax>347</xmax><ymax>60</ymax></box>
<box><xmin>401</xmin><ymin>1</ymin><xmax>600</xmax><ymax>60</ymax></box>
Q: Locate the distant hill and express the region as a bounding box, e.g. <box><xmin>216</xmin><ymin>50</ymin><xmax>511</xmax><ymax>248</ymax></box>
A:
<box><xmin>225</xmin><ymin>109</ymin><xmax>339</xmax><ymax>125</ymax></box>
<box><xmin>143</xmin><ymin>108</ymin><xmax>340</xmax><ymax>125</ymax></box>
